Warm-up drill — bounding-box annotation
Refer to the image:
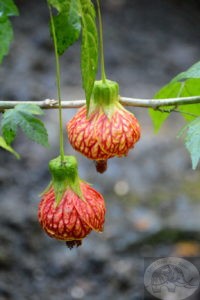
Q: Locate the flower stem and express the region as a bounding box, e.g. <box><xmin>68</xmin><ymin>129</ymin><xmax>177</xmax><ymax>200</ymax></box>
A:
<box><xmin>48</xmin><ymin>4</ymin><xmax>65</xmax><ymax>163</ymax></box>
<box><xmin>96</xmin><ymin>0</ymin><xmax>106</xmax><ymax>83</ymax></box>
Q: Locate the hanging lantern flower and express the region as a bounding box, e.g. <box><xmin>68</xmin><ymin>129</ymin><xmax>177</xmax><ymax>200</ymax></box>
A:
<box><xmin>67</xmin><ymin>80</ymin><xmax>141</xmax><ymax>173</ymax></box>
<box><xmin>38</xmin><ymin>156</ymin><xmax>106</xmax><ymax>249</ymax></box>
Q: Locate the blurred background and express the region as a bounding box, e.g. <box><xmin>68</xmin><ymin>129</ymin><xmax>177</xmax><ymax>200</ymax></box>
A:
<box><xmin>1</xmin><ymin>0</ymin><xmax>200</xmax><ymax>299</ymax></box>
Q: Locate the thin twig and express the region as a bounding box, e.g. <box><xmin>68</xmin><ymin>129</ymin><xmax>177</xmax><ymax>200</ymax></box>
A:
<box><xmin>0</xmin><ymin>96</ymin><xmax>200</xmax><ymax>111</ymax></box>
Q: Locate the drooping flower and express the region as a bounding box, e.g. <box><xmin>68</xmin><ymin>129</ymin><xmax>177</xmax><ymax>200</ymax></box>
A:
<box><xmin>67</xmin><ymin>80</ymin><xmax>141</xmax><ymax>172</ymax></box>
<box><xmin>38</xmin><ymin>156</ymin><xmax>105</xmax><ymax>248</ymax></box>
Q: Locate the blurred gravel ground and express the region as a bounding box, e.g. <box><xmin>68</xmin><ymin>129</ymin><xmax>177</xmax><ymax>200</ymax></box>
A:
<box><xmin>0</xmin><ymin>1</ymin><xmax>200</xmax><ymax>299</ymax></box>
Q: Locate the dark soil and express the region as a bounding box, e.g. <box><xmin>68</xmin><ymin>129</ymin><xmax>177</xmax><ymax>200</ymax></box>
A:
<box><xmin>1</xmin><ymin>1</ymin><xmax>200</xmax><ymax>299</ymax></box>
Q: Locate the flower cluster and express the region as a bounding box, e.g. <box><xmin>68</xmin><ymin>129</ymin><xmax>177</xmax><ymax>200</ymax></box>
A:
<box><xmin>38</xmin><ymin>80</ymin><xmax>141</xmax><ymax>248</ymax></box>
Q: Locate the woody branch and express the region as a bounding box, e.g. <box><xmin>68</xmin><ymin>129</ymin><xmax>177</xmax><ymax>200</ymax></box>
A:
<box><xmin>0</xmin><ymin>96</ymin><xmax>200</xmax><ymax>111</ymax></box>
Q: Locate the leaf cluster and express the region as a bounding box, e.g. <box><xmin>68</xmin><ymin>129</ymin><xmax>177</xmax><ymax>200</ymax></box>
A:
<box><xmin>149</xmin><ymin>61</ymin><xmax>200</xmax><ymax>169</ymax></box>
<box><xmin>48</xmin><ymin>0</ymin><xmax>98</xmax><ymax>109</ymax></box>
<box><xmin>0</xmin><ymin>104</ymin><xmax>49</xmax><ymax>158</ymax></box>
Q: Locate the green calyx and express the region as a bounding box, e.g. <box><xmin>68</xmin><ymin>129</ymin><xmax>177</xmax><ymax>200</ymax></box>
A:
<box><xmin>89</xmin><ymin>79</ymin><xmax>119</xmax><ymax>116</ymax></box>
<box><xmin>48</xmin><ymin>155</ymin><xmax>82</xmax><ymax>205</ymax></box>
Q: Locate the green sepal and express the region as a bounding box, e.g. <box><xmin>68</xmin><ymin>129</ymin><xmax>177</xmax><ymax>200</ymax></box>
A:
<box><xmin>48</xmin><ymin>155</ymin><xmax>82</xmax><ymax>205</ymax></box>
<box><xmin>88</xmin><ymin>79</ymin><xmax>119</xmax><ymax>117</ymax></box>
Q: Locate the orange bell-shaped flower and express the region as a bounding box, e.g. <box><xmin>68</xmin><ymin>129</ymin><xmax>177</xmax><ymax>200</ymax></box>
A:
<box><xmin>67</xmin><ymin>80</ymin><xmax>141</xmax><ymax>172</ymax></box>
<box><xmin>38</xmin><ymin>156</ymin><xmax>106</xmax><ymax>248</ymax></box>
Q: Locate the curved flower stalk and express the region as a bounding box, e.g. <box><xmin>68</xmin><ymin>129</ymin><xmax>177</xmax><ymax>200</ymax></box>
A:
<box><xmin>38</xmin><ymin>156</ymin><xmax>105</xmax><ymax>249</ymax></box>
<box><xmin>67</xmin><ymin>80</ymin><xmax>141</xmax><ymax>172</ymax></box>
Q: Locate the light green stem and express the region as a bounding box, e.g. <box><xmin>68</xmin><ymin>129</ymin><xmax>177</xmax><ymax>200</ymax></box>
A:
<box><xmin>96</xmin><ymin>0</ymin><xmax>106</xmax><ymax>83</ymax></box>
<box><xmin>48</xmin><ymin>4</ymin><xmax>65</xmax><ymax>163</ymax></box>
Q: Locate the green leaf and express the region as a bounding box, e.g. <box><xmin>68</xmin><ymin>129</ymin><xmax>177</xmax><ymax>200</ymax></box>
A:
<box><xmin>0</xmin><ymin>136</ymin><xmax>20</xmax><ymax>159</ymax></box>
<box><xmin>0</xmin><ymin>17</ymin><xmax>13</xmax><ymax>64</ymax></box>
<box><xmin>1</xmin><ymin>104</ymin><xmax>49</xmax><ymax>147</ymax></box>
<box><xmin>48</xmin><ymin>0</ymin><xmax>81</xmax><ymax>55</ymax></box>
<box><xmin>172</xmin><ymin>61</ymin><xmax>200</xmax><ymax>82</ymax></box>
<box><xmin>0</xmin><ymin>0</ymin><xmax>19</xmax><ymax>17</ymax></box>
<box><xmin>148</xmin><ymin>109</ymin><xmax>169</xmax><ymax>133</ymax></box>
<box><xmin>149</xmin><ymin>81</ymin><xmax>179</xmax><ymax>132</ymax></box>
<box><xmin>149</xmin><ymin>61</ymin><xmax>200</xmax><ymax>131</ymax></box>
<box><xmin>0</xmin><ymin>0</ymin><xmax>19</xmax><ymax>63</ymax></box>
<box><xmin>48</xmin><ymin>0</ymin><xmax>64</xmax><ymax>11</ymax></box>
<box><xmin>79</xmin><ymin>0</ymin><xmax>98</xmax><ymax>110</ymax></box>
<box><xmin>178</xmin><ymin>117</ymin><xmax>200</xmax><ymax>169</ymax></box>
<box><xmin>14</xmin><ymin>103</ymin><xmax>44</xmax><ymax>115</ymax></box>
